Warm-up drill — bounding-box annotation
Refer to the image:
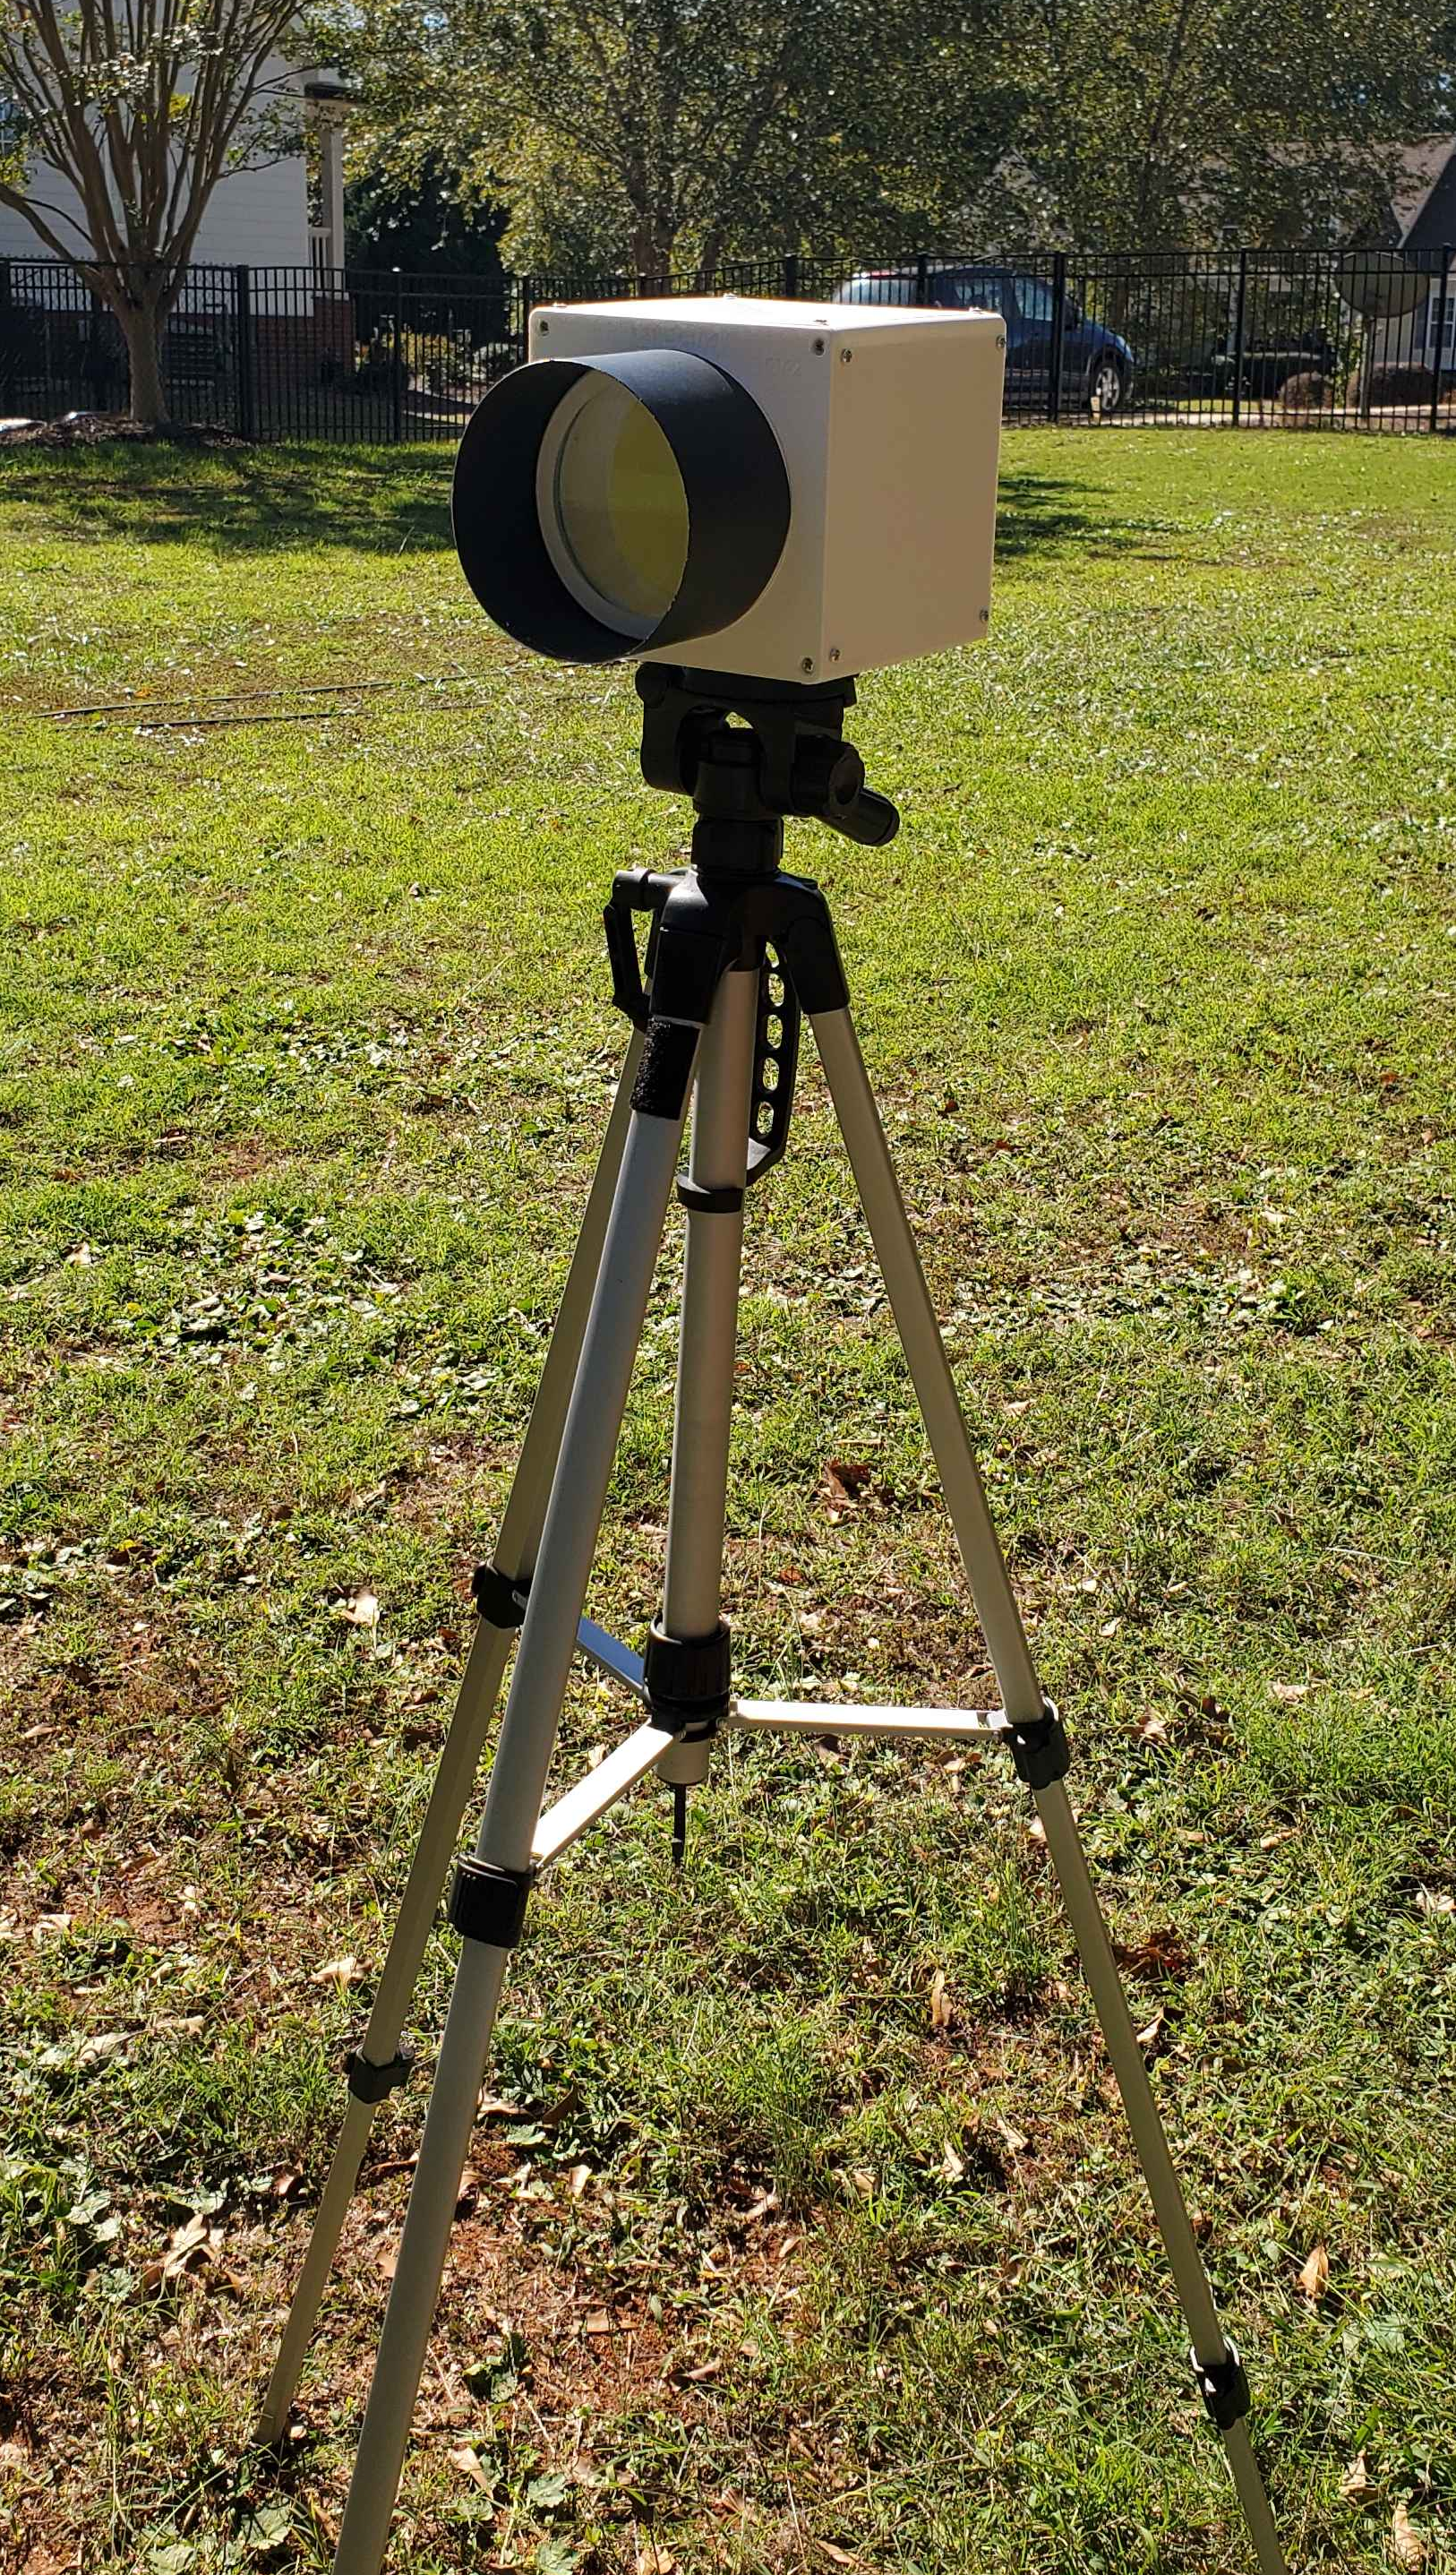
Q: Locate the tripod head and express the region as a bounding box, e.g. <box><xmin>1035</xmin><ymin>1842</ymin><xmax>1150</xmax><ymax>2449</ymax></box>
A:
<box><xmin>636</xmin><ymin>663</ymin><xmax>900</xmax><ymax>874</ymax></box>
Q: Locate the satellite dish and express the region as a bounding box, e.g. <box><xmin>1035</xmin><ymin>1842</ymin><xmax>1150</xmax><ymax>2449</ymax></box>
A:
<box><xmin>1333</xmin><ymin>252</ymin><xmax>1435</xmax><ymax>320</ymax></box>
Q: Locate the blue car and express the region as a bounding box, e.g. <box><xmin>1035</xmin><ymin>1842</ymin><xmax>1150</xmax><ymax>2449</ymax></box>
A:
<box><xmin>835</xmin><ymin>265</ymin><xmax>1135</xmax><ymax>414</ymax></box>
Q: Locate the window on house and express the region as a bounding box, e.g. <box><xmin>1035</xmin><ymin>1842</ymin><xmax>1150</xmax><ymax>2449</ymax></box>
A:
<box><xmin>1429</xmin><ymin>288</ymin><xmax>1456</xmax><ymax>365</ymax></box>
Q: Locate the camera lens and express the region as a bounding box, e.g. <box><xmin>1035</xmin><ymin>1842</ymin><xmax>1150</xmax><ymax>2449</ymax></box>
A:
<box><xmin>542</xmin><ymin>378</ymin><xmax>689</xmax><ymax>631</ymax></box>
<box><xmin>453</xmin><ymin>343</ymin><xmax>790</xmax><ymax>664</ymax></box>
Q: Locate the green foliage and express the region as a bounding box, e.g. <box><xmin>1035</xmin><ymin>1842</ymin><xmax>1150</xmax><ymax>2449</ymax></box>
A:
<box><xmin>340</xmin><ymin>0</ymin><xmax>1017</xmax><ymax>279</ymax></box>
<box><xmin>1006</xmin><ymin>0</ymin><xmax>1454</xmax><ymax>248</ymax></box>
<box><xmin>338</xmin><ymin>0</ymin><xmax>1455</xmax><ymax>273</ymax></box>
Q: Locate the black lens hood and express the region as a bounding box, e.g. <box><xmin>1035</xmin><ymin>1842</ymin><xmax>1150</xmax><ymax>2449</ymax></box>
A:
<box><xmin>452</xmin><ymin>346</ymin><xmax>791</xmax><ymax>664</ymax></box>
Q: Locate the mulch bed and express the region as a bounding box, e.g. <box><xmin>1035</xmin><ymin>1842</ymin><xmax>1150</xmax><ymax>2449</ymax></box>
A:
<box><xmin>0</xmin><ymin>413</ymin><xmax>251</xmax><ymax>449</ymax></box>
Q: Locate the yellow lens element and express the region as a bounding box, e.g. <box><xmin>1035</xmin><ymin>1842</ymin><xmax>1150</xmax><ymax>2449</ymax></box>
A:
<box><xmin>552</xmin><ymin>380</ymin><xmax>689</xmax><ymax>626</ymax></box>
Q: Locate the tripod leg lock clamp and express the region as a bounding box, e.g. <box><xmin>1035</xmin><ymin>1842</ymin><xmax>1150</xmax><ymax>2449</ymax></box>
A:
<box><xmin>1191</xmin><ymin>2342</ymin><xmax>1251</xmax><ymax>2431</ymax></box>
<box><xmin>449</xmin><ymin>1858</ymin><xmax>536</xmax><ymax>1951</ymax></box>
<box><xmin>643</xmin><ymin>1618</ymin><xmax>732</xmax><ymax>1727</ymax></box>
<box><xmin>473</xmin><ymin>1564</ymin><xmax>528</xmax><ymax>1627</ymax></box>
<box><xmin>345</xmin><ymin>2047</ymin><xmax>413</xmax><ymax>2105</ymax></box>
<box><xmin>1006</xmin><ymin>1701</ymin><xmax>1071</xmax><ymax>1791</ymax></box>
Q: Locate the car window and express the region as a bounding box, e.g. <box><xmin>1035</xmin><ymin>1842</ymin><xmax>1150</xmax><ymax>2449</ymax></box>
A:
<box><xmin>833</xmin><ymin>274</ymin><xmax>914</xmax><ymax>305</ymax></box>
<box><xmin>1015</xmin><ymin>277</ymin><xmax>1055</xmax><ymax>323</ymax></box>
<box><xmin>946</xmin><ymin>271</ymin><xmax>1014</xmax><ymax>320</ymax></box>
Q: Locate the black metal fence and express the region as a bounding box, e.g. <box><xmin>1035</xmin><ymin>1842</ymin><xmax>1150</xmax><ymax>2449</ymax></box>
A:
<box><xmin>3</xmin><ymin>245</ymin><xmax>1452</xmax><ymax>439</ymax></box>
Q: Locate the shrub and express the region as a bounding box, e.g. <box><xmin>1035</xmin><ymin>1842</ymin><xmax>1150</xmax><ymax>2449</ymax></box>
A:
<box><xmin>1280</xmin><ymin>371</ymin><xmax>1335</xmax><ymax>413</ymax></box>
<box><xmin>1345</xmin><ymin>361</ymin><xmax>1437</xmax><ymax>408</ymax></box>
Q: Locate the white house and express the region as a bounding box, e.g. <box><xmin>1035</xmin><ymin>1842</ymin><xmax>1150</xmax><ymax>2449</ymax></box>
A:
<box><xmin>0</xmin><ymin>60</ymin><xmax>349</xmax><ymax>278</ymax></box>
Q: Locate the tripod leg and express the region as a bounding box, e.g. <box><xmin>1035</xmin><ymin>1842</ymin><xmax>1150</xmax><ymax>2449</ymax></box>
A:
<box><xmin>810</xmin><ymin>1003</ymin><xmax>1287</xmax><ymax>2575</ymax></box>
<box><xmin>331</xmin><ymin>1021</ymin><xmax>700</xmax><ymax>2575</ymax></box>
<box><xmin>255</xmin><ymin>1034</ymin><xmax>644</xmax><ymax>2444</ymax></box>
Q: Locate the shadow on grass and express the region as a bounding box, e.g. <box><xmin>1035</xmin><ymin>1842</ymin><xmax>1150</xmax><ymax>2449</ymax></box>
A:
<box><xmin>994</xmin><ymin>461</ymin><xmax>1153</xmax><ymax>562</ymax></box>
<box><xmin>0</xmin><ymin>438</ymin><xmax>456</xmax><ymax>554</ymax></box>
<box><xmin>0</xmin><ymin>434</ymin><xmax>1172</xmax><ymax>569</ymax></box>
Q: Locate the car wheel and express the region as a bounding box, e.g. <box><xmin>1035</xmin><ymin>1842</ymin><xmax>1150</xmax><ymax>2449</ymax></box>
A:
<box><xmin>1086</xmin><ymin>353</ymin><xmax>1126</xmax><ymax>416</ymax></box>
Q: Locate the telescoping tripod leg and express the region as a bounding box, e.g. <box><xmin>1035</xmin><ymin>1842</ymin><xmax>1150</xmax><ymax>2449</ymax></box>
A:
<box><xmin>255</xmin><ymin>1034</ymin><xmax>644</xmax><ymax>2445</ymax></box>
<box><xmin>809</xmin><ymin>1002</ymin><xmax>1288</xmax><ymax>2575</ymax></box>
<box><xmin>330</xmin><ymin>1006</ymin><xmax>707</xmax><ymax>2575</ymax></box>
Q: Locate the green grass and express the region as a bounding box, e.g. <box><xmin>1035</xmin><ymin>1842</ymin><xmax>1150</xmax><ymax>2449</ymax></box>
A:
<box><xmin>2</xmin><ymin>427</ymin><xmax>1455</xmax><ymax>2575</ymax></box>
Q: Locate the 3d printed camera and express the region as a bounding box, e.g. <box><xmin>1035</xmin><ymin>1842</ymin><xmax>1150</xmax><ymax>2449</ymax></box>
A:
<box><xmin>451</xmin><ymin>296</ymin><xmax>1006</xmax><ymax>683</ymax></box>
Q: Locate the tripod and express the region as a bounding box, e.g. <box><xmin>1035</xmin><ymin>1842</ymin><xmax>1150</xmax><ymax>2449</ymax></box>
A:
<box><xmin>259</xmin><ymin>665</ymin><xmax>1289</xmax><ymax>2575</ymax></box>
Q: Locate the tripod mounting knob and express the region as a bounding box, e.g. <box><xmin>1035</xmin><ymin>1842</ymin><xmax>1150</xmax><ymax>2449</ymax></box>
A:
<box><xmin>788</xmin><ymin>734</ymin><xmax>898</xmax><ymax>847</ymax></box>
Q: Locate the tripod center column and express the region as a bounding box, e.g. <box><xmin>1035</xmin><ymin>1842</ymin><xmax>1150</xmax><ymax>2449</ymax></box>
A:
<box><xmin>647</xmin><ymin>957</ymin><xmax>761</xmax><ymax>1772</ymax></box>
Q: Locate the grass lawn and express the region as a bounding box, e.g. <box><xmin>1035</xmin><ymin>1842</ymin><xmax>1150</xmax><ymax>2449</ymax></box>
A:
<box><xmin>2</xmin><ymin>425</ymin><xmax>1455</xmax><ymax>2575</ymax></box>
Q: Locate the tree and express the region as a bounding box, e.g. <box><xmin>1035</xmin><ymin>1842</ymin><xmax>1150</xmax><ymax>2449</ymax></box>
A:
<box><xmin>344</xmin><ymin>0</ymin><xmax>1018</xmax><ymax>283</ymax></box>
<box><xmin>1008</xmin><ymin>0</ymin><xmax>1455</xmax><ymax>250</ymax></box>
<box><xmin>0</xmin><ymin>0</ymin><xmax>304</xmax><ymax>422</ymax></box>
<box><xmin>346</xmin><ymin>150</ymin><xmax>506</xmax><ymax>280</ymax></box>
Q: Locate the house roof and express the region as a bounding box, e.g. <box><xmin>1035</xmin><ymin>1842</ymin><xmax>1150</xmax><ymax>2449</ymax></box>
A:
<box><xmin>1403</xmin><ymin>142</ymin><xmax>1456</xmax><ymax>254</ymax></box>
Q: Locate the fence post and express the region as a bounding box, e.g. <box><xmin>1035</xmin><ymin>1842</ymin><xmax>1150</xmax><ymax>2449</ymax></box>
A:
<box><xmin>233</xmin><ymin>264</ymin><xmax>256</xmax><ymax>438</ymax></box>
<box><xmin>1049</xmin><ymin>250</ymin><xmax>1067</xmax><ymax>425</ymax></box>
<box><xmin>1431</xmin><ymin>247</ymin><xmax>1452</xmax><ymax>434</ymax></box>
<box><xmin>784</xmin><ymin>252</ymin><xmax>800</xmax><ymax>299</ymax></box>
<box><xmin>518</xmin><ymin>273</ymin><xmax>533</xmax><ymax>365</ymax></box>
<box><xmin>914</xmin><ymin>251</ymin><xmax>929</xmax><ymax>307</ymax></box>
<box><xmin>1230</xmin><ymin>248</ymin><xmax>1248</xmax><ymax>427</ymax></box>
<box><xmin>390</xmin><ymin>265</ymin><xmax>404</xmax><ymax>441</ymax></box>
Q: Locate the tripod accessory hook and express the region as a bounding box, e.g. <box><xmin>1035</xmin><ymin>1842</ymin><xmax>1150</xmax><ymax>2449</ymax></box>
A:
<box><xmin>1191</xmin><ymin>2341</ymin><xmax>1251</xmax><ymax>2430</ymax></box>
<box><xmin>449</xmin><ymin>1857</ymin><xmax>536</xmax><ymax>1951</ymax></box>
<box><xmin>1005</xmin><ymin>1701</ymin><xmax>1071</xmax><ymax>1791</ymax></box>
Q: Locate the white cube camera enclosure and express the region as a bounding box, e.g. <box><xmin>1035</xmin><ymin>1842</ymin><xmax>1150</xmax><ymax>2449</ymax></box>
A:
<box><xmin>451</xmin><ymin>297</ymin><xmax>1006</xmax><ymax>684</ymax></box>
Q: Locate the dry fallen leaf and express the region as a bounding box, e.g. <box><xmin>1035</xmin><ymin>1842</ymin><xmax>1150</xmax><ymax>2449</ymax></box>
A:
<box><xmin>1297</xmin><ymin>2243</ymin><xmax>1330</xmax><ymax>2303</ymax></box>
<box><xmin>825</xmin><ymin>1459</ymin><xmax>871</xmax><ymax>1501</ymax></box>
<box><xmin>929</xmin><ymin>1969</ymin><xmax>952</xmax><ymax>2031</ymax></box>
<box><xmin>940</xmin><ymin>2139</ymin><xmax>966</xmax><ymax>2184</ymax></box>
<box><xmin>569</xmin><ymin>2162</ymin><xmax>594</xmax><ymax>2198</ymax></box>
<box><xmin>819</xmin><ymin>2546</ymin><xmax>860</xmax><ymax>2567</ymax></box>
<box><xmin>1340</xmin><ymin>2452</ymin><xmax>1374</xmax><ymax>2502</ymax></box>
<box><xmin>1271</xmin><ymin>1681</ymin><xmax>1309</xmax><ymax>1703</ymax></box>
<box><xmin>1392</xmin><ymin>2502</ymin><xmax>1426</xmax><ymax>2570</ymax></box>
<box><xmin>143</xmin><ymin>2210</ymin><xmax>221</xmax><ymax>2289</ymax></box>
<box><xmin>449</xmin><ymin>2444</ymin><xmax>492</xmax><ymax>2490</ymax></box>
<box><xmin>993</xmin><ymin>2112</ymin><xmax>1030</xmax><ymax>2154</ymax></box>
<box><xmin>333</xmin><ymin>1591</ymin><xmax>380</xmax><ymax>1628</ymax></box>
<box><xmin>1417</xmin><ymin>1886</ymin><xmax>1456</xmax><ymax>1918</ymax></box>
<box><xmin>1135</xmin><ymin>2007</ymin><xmax>1167</xmax><ymax>2056</ymax></box>
<box><xmin>635</xmin><ymin>2545</ymin><xmax>676</xmax><ymax>2575</ymax></box>
<box><xmin>584</xmin><ymin>2307</ymin><xmax>614</xmax><ymax>2335</ymax></box>
<box><xmin>310</xmin><ymin>1953</ymin><xmax>362</xmax><ymax>1987</ymax></box>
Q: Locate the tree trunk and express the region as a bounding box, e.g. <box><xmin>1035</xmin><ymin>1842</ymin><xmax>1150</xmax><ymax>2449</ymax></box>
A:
<box><xmin>118</xmin><ymin>300</ymin><xmax>168</xmax><ymax>425</ymax></box>
<box><xmin>630</xmin><ymin>217</ymin><xmax>675</xmax><ymax>287</ymax></box>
